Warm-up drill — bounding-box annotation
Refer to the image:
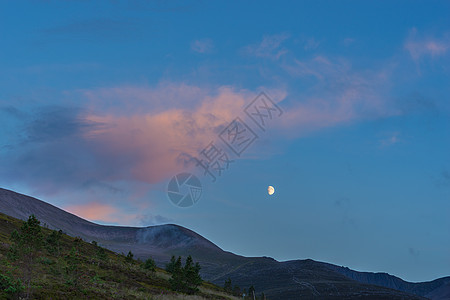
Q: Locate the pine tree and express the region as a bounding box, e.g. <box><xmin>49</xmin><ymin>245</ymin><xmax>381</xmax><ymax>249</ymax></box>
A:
<box><xmin>168</xmin><ymin>255</ymin><xmax>202</xmax><ymax>294</ymax></box>
<box><xmin>224</xmin><ymin>277</ymin><xmax>232</xmax><ymax>293</ymax></box>
<box><xmin>183</xmin><ymin>255</ymin><xmax>202</xmax><ymax>294</ymax></box>
<box><xmin>143</xmin><ymin>257</ymin><xmax>156</xmax><ymax>272</ymax></box>
<box><xmin>248</xmin><ymin>285</ymin><xmax>256</xmax><ymax>299</ymax></box>
<box><xmin>45</xmin><ymin>229</ymin><xmax>62</xmax><ymax>256</ymax></box>
<box><xmin>165</xmin><ymin>255</ymin><xmax>177</xmax><ymax>273</ymax></box>
<box><xmin>125</xmin><ymin>251</ymin><xmax>134</xmax><ymax>263</ymax></box>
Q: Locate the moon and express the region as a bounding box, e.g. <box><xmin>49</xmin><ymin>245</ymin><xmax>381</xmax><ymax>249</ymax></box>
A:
<box><xmin>268</xmin><ymin>185</ymin><xmax>275</xmax><ymax>195</ymax></box>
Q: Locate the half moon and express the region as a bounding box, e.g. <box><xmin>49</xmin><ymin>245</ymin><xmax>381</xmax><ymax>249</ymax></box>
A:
<box><xmin>268</xmin><ymin>186</ymin><xmax>275</xmax><ymax>195</ymax></box>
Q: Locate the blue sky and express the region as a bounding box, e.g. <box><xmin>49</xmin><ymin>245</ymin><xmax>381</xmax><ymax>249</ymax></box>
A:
<box><xmin>0</xmin><ymin>1</ymin><xmax>449</xmax><ymax>282</ymax></box>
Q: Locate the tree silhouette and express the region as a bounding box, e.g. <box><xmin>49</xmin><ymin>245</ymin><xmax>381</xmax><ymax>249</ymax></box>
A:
<box><xmin>143</xmin><ymin>257</ymin><xmax>156</xmax><ymax>272</ymax></box>
<box><xmin>168</xmin><ymin>255</ymin><xmax>202</xmax><ymax>294</ymax></box>
<box><xmin>224</xmin><ymin>277</ymin><xmax>232</xmax><ymax>293</ymax></box>
<box><xmin>125</xmin><ymin>251</ymin><xmax>134</xmax><ymax>263</ymax></box>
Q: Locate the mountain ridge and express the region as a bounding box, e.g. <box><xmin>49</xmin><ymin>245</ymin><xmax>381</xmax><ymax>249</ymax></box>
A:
<box><xmin>0</xmin><ymin>187</ymin><xmax>446</xmax><ymax>299</ymax></box>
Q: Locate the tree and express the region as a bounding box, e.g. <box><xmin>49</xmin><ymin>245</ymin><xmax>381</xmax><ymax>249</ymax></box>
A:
<box><xmin>45</xmin><ymin>229</ymin><xmax>63</xmax><ymax>256</ymax></box>
<box><xmin>143</xmin><ymin>257</ymin><xmax>156</xmax><ymax>272</ymax></box>
<box><xmin>125</xmin><ymin>251</ymin><xmax>134</xmax><ymax>263</ymax></box>
<box><xmin>165</xmin><ymin>255</ymin><xmax>181</xmax><ymax>274</ymax></box>
<box><xmin>224</xmin><ymin>277</ymin><xmax>232</xmax><ymax>293</ymax></box>
<box><xmin>248</xmin><ymin>285</ymin><xmax>256</xmax><ymax>300</ymax></box>
<box><xmin>183</xmin><ymin>255</ymin><xmax>202</xmax><ymax>293</ymax></box>
<box><xmin>168</xmin><ymin>255</ymin><xmax>202</xmax><ymax>294</ymax></box>
<box><xmin>9</xmin><ymin>215</ymin><xmax>43</xmax><ymax>299</ymax></box>
<box><xmin>233</xmin><ymin>285</ymin><xmax>241</xmax><ymax>297</ymax></box>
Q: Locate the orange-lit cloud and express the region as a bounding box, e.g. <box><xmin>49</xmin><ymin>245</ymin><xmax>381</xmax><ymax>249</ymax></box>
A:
<box><xmin>80</xmin><ymin>86</ymin><xmax>256</xmax><ymax>183</ymax></box>
<box><xmin>65</xmin><ymin>202</ymin><xmax>132</xmax><ymax>224</ymax></box>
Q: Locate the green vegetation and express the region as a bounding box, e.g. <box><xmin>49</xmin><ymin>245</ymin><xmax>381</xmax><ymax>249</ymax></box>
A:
<box><xmin>0</xmin><ymin>213</ymin><xmax>240</xmax><ymax>299</ymax></box>
<box><xmin>166</xmin><ymin>255</ymin><xmax>202</xmax><ymax>294</ymax></box>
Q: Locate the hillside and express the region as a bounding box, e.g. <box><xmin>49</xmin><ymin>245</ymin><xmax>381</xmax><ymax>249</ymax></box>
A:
<box><xmin>0</xmin><ymin>211</ymin><xmax>240</xmax><ymax>300</ymax></box>
<box><xmin>320</xmin><ymin>262</ymin><xmax>450</xmax><ymax>300</ymax></box>
<box><xmin>0</xmin><ymin>188</ymin><xmax>442</xmax><ymax>299</ymax></box>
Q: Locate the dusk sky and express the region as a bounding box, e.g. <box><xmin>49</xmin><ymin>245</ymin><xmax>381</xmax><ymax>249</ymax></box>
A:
<box><xmin>1</xmin><ymin>1</ymin><xmax>449</xmax><ymax>283</ymax></box>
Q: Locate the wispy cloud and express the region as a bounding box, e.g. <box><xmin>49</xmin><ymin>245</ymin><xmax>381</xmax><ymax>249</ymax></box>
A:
<box><xmin>304</xmin><ymin>37</ymin><xmax>320</xmax><ymax>51</ymax></box>
<box><xmin>243</xmin><ymin>33</ymin><xmax>290</xmax><ymax>60</ymax></box>
<box><xmin>191</xmin><ymin>38</ymin><xmax>214</xmax><ymax>54</ymax></box>
<box><xmin>65</xmin><ymin>202</ymin><xmax>125</xmax><ymax>224</ymax></box>
<box><xmin>64</xmin><ymin>201</ymin><xmax>172</xmax><ymax>226</ymax></box>
<box><xmin>404</xmin><ymin>28</ymin><xmax>450</xmax><ymax>62</ymax></box>
<box><xmin>278</xmin><ymin>55</ymin><xmax>398</xmax><ymax>137</ymax></box>
<box><xmin>379</xmin><ymin>132</ymin><xmax>401</xmax><ymax>147</ymax></box>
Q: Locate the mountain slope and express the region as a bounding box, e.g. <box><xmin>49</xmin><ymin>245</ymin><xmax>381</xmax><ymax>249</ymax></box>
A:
<box><xmin>0</xmin><ymin>187</ymin><xmax>444</xmax><ymax>299</ymax></box>
<box><xmin>320</xmin><ymin>262</ymin><xmax>450</xmax><ymax>300</ymax></box>
<box><xmin>0</xmin><ymin>211</ymin><xmax>238</xmax><ymax>300</ymax></box>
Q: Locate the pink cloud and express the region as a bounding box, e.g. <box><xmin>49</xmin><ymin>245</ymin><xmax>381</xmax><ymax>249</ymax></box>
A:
<box><xmin>80</xmin><ymin>86</ymin><xmax>255</xmax><ymax>183</ymax></box>
<box><xmin>404</xmin><ymin>28</ymin><xmax>449</xmax><ymax>61</ymax></box>
<box><xmin>65</xmin><ymin>202</ymin><xmax>135</xmax><ymax>224</ymax></box>
<box><xmin>243</xmin><ymin>33</ymin><xmax>290</xmax><ymax>60</ymax></box>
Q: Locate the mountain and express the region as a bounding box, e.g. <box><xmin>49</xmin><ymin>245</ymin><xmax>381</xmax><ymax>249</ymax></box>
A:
<box><xmin>320</xmin><ymin>263</ymin><xmax>450</xmax><ymax>300</ymax></box>
<box><xmin>0</xmin><ymin>187</ymin><xmax>446</xmax><ymax>299</ymax></box>
<box><xmin>0</xmin><ymin>211</ymin><xmax>239</xmax><ymax>300</ymax></box>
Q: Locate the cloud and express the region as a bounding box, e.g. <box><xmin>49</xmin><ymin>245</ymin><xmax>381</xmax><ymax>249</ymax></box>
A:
<box><xmin>278</xmin><ymin>55</ymin><xmax>398</xmax><ymax>136</ymax></box>
<box><xmin>191</xmin><ymin>38</ymin><xmax>214</xmax><ymax>54</ymax></box>
<box><xmin>243</xmin><ymin>33</ymin><xmax>290</xmax><ymax>60</ymax></box>
<box><xmin>64</xmin><ymin>201</ymin><xmax>171</xmax><ymax>225</ymax></box>
<box><xmin>64</xmin><ymin>202</ymin><xmax>148</xmax><ymax>225</ymax></box>
<box><xmin>304</xmin><ymin>38</ymin><xmax>320</xmax><ymax>51</ymax></box>
<box><xmin>65</xmin><ymin>202</ymin><xmax>120</xmax><ymax>223</ymax></box>
<box><xmin>138</xmin><ymin>214</ymin><xmax>173</xmax><ymax>226</ymax></box>
<box><xmin>0</xmin><ymin>84</ymin><xmax>260</xmax><ymax>198</ymax></box>
<box><xmin>404</xmin><ymin>28</ymin><xmax>450</xmax><ymax>62</ymax></box>
<box><xmin>379</xmin><ymin>132</ymin><xmax>401</xmax><ymax>147</ymax></box>
<box><xmin>81</xmin><ymin>86</ymin><xmax>251</xmax><ymax>183</ymax></box>
<box><xmin>0</xmin><ymin>71</ymin><xmax>398</xmax><ymax>201</ymax></box>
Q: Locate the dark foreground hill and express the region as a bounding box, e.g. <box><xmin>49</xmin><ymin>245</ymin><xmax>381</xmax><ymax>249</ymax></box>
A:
<box><xmin>0</xmin><ymin>211</ymin><xmax>238</xmax><ymax>299</ymax></box>
<box><xmin>1</xmin><ymin>188</ymin><xmax>447</xmax><ymax>299</ymax></box>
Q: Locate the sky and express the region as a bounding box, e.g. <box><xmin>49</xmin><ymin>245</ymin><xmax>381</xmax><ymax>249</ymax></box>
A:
<box><xmin>0</xmin><ymin>0</ymin><xmax>449</xmax><ymax>282</ymax></box>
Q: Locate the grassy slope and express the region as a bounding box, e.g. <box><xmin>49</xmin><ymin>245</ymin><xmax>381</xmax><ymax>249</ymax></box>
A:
<box><xmin>0</xmin><ymin>212</ymin><xmax>239</xmax><ymax>300</ymax></box>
